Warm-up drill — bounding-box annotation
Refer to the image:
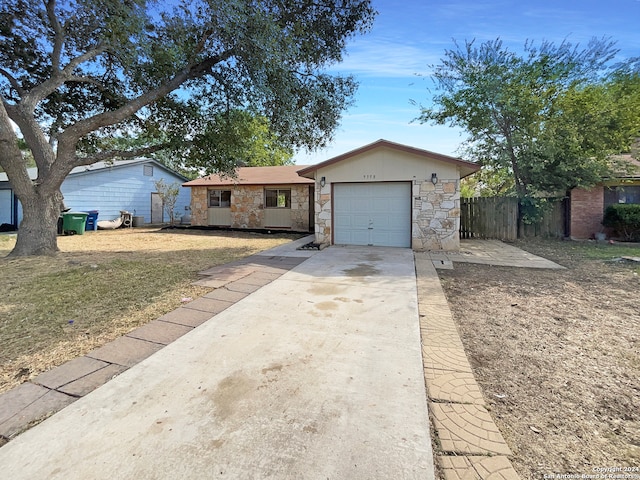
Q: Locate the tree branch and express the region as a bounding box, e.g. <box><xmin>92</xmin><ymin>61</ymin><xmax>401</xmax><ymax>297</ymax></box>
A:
<box><xmin>46</xmin><ymin>0</ymin><xmax>64</xmax><ymax>72</ymax></box>
<box><xmin>0</xmin><ymin>68</ymin><xmax>25</xmax><ymax>97</ymax></box>
<box><xmin>58</xmin><ymin>49</ymin><xmax>235</xmax><ymax>152</ymax></box>
<box><xmin>75</xmin><ymin>143</ymin><xmax>170</xmax><ymax>166</ymax></box>
<box><xmin>4</xmin><ymin>97</ymin><xmax>57</xmax><ymax>176</ymax></box>
<box><xmin>23</xmin><ymin>45</ymin><xmax>107</xmax><ymax>112</ymax></box>
<box><xmin>0</xmin><ymin>99</ymin><xmax>35</xmax><ymax>199</ymax></box>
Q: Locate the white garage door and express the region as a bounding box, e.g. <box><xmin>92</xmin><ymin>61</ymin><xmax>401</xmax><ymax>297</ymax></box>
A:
<box><xmin>334</xmin><ymin>182</ymin><xmax>411</xmax><ymax>248</ymax></box>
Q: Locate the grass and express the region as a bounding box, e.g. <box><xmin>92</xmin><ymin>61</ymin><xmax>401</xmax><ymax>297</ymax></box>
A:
<box><xmin>514</xmin><ymin>237</ymin><xmax>640</xmax><ymax>274</ymax></box>
<box><xmin>0</xmin><ymin>228</ymin><xmax>302</xmax><ymax>392</ymax></box>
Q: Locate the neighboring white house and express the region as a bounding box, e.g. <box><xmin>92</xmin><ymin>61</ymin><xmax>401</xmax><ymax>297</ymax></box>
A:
<box><xmin>0</xmin><ymin>159</ymin><xmax>190</xmax><ymax>228</ymax></box>
<box><xmin>297</xmin><ymin>139</ymin><xmax>480</xmax><ymax>250</ymax></box>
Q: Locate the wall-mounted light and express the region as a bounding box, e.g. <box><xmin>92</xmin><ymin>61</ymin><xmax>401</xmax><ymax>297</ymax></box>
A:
<box><xmin>431</xmin><ymin>173</ymin><xmax>438</xmax><ymax>185</ymax></box>
<box><xmin>320</xmin><ymin>176</ymin><xmax>326</xmax><ymax>188</ymax></box>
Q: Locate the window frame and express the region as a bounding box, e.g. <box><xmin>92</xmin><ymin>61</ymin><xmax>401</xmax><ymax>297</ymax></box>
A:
<box><xmin>264</xmin><ymin>188</ymin><xmax>291</xmax><ymax>209</ymax></box>
<box><xmin>604</xmin><ymin>185</ymin><xmax>640</xmax><ymax>208</ymax></box>
<box><xmin>208</xmin><ymin>189</ymin><xmax>232</xmax><ymax>208</ymax></box>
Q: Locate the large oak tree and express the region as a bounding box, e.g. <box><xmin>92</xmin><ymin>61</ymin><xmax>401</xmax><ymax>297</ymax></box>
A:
<box><xmin>0</xmin><ymin>0</ymin><xmax>375</xmax><ymax>256</ymax></box>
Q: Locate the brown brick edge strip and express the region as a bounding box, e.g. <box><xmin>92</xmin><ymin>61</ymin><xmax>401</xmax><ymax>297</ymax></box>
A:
<box><xmin>0</xmin><ymin>255</ymin><xmax>306</xmax><ymax>445</ymax></box>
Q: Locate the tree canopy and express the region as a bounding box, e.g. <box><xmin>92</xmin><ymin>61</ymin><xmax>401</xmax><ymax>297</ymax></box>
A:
<box><xmin>419</xmin><ymin>37</ymin><xmax>640</xmax><ymax>213</ymax></box>
<box><xmin>0</xmin><ymin>0</ymin><xmax>376</xmax><ymax>255</ymax></box>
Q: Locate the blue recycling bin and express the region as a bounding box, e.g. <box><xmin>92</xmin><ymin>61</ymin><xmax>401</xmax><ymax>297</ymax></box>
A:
<box><xmin>83</xmin><ymin>210</ymin><xmax>99</xmax><ymax>231</ymax></box>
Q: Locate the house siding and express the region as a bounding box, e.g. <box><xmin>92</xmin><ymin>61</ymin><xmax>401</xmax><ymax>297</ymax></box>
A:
<box><xmin>60</xmin><ymin>164</ymin><xmax>190</xmax><ymax>223</ymax></box>
<box><xmin>570</xmin><ymin>186</ymin><xmax>604</xmax><ymax>239</ymax></box>
<box><xmin>190</xmin><ymin>184</ymin><xmax>310</xmax><ymax>231</ymax></box>
<box><xmin>1</xmin><ymin>162</ymin><xmax>189</xmax><ymax>227</ymax></box>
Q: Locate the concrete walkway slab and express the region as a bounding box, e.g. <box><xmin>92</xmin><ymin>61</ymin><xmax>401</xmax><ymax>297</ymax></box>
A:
<box><xmin>0</xmin><ymin>246</ymin><xmax>434</xmax><ymax>480</ymax></box>
<box><xmin>430</xmin><ymin>239</ymin><xmax>565</xmax><ymax>269</ymax></box>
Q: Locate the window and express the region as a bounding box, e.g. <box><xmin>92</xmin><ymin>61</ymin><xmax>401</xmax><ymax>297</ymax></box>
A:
<box><xmin>265</xmin><ymin>189</ymin><xmax>291</xmax><ymax>208</ymax></box>
<box><xmin>604</xmin><ymin>185</ymin><xmax>640</xmax><ymax>208</ymax></box>
<box><xmin>143</xmin><ymin>165</ymin><xmax>154</xmax><ymax>176</ymax></box>
<box><xmin>209</xmin><ymin>189</ymin><xmax>231</xmax><ymax>207</ymax></box>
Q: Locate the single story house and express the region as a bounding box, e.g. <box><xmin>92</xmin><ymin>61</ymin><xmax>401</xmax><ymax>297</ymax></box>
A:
<box><xmin>569</xmin><ymin>155</ymin><xmax>640</xmax><ymax>239</ymax></box>
<box><xmin>185</xmin><ymin>139</ymin><xmax>480</xmax><ymax>250</ymax></box>
<box><xmin>183</xmin><ymin>165</ymin><xmax>314</xmax><ymax>231</ymax></box>
<box><xmin>0</xmin><ymin>159</ymin><xmax>190</xmax><ymax>228</ymax></box>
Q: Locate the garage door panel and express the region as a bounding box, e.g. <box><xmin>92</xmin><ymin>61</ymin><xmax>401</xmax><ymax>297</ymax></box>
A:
<box><xmin>334</xmin><ymin>183</ymin><xmax>410</xmax><ymax>248</ymax></box>
<box><xmin>351</xmin><ymin>198</ymin><xmax>370</xmax><ymax>212</ymax></box>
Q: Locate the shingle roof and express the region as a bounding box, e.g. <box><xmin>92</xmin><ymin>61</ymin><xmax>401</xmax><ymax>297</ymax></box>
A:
<box><xmin>0</xmin><ymin>158</ymin><xmax>187</xmax><ymax>183</ymax></box>
<box><xmin>183</xmin><ymin>165</ymin><xmax>314</xmax><ymax>187</ymax></box>
<box><xmin>609</xmin><ymin>154</ymin><xmax>640</xmax><ymax>178</ymax></box>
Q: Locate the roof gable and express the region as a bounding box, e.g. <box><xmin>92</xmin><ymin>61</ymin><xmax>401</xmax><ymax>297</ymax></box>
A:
<box><xmin>296</xmin><ymin>139</ymin><xmax>481</xmax><ymax>179</ymax></box>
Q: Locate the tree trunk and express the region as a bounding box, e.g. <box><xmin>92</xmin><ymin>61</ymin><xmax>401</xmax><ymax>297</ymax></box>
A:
<box><xmin>9</xmin><ymin>189</ymin><xmax>63</xmax><ymax>257</ymax></box>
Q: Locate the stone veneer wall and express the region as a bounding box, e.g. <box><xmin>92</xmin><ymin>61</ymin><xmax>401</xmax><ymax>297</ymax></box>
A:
<box><xmin>411</xmin><ymin>179</ymin><xmax>460</xmax><ymax>251</ymax></box>
<box><xmin>190</xmin><ymin>186</ymin><xmax>208</xmax><ymax>226</ymax></box>
<box><xmin>290</xmin><ymin>185</ymin><xmax>310</xmax><ymax>231</ymax></box>
<box><xmin>230</xmin><ymin>185</ymin><xmax>264</xmax><ymax>228</ymax></box>
<box><xmin>189</xmin><ymin>185</ymin><xmax>310</xmax><ymax>230</ymax></box>
<box><xmin>314</xmin><ymin>183</ymin><xmax>331</xmax><ymax>245</ymax></box>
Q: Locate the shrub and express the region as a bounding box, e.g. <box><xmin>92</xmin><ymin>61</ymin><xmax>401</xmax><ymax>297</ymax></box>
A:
<box><xmin>602</xmin><ymin>204</ymin><xmax>640</xmax><ymax>241</ymax></box>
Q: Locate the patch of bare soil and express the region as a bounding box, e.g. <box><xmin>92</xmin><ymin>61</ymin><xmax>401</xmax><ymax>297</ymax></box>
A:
<box><xmin>438</xmin><ymin>240</ymin><xmax>640</xmax><ymax>478</ymax></box>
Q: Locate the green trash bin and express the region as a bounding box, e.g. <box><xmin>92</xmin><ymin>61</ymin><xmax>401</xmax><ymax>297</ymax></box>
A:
<box><xmin>62</xmin><ymin>212</ymin><xmax>89</xmax><ymax>235</ymax></box>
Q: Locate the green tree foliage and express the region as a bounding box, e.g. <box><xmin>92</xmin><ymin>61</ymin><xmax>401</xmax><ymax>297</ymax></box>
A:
<box><xmin>186</xmin><ymin>109</ymin><xmax>294</xmax><ymax>173</ymax></box>
<box><xmin>0</xmin><ymin>0</ymin><xmax>375</xmax><ymax>256</ymax></box>
<box><xmin>460</xmin><ymin>166</ymin><xmax>515</xmax><ymax>198</ymax></box>
<box><xmin>419</xmin><ymin>38</ymin><xmax>640</xmax><ymax>212</ymax></box>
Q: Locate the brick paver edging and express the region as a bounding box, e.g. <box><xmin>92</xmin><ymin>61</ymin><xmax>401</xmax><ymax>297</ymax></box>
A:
<box><xmin>0</xmin><ymin>255</ymin><xmax>306</xmax><ymax>444</ymax></box>
<box><xmin>415</xmin><ymin>253</ymin><xmax>521</xmax><ymax>480</ymax></box>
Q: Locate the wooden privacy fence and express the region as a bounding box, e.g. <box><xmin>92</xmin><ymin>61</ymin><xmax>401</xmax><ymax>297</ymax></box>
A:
<box><xmin>460</xmin><ymin>197</ymin><xmax>567</xmax><ymax>241</ymax></box>
<box><xmin>460</xmin><ymin>197</ymin><xmax>519</xmax><ymax>241</ymax></box>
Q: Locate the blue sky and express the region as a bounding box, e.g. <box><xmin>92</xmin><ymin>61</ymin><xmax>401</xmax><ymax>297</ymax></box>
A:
<box><xmin>293</xmin><ymin>0</ymin><xmax>640</xmax><ymax>165</ymax></box>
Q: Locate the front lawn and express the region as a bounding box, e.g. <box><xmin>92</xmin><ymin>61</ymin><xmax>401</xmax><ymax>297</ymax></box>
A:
<box><xmin>0</xmin><ymin>228</ymin><xmax>299</xmax><ymax>393</ymax></box>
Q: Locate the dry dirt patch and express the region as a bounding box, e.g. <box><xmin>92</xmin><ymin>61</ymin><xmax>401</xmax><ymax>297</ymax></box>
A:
<box><xmin>0</xmin><ymin>228</ymin><xmax>299</xmax><ymax>393</ymax></box>
<box><xmin>438</xmin><ymin>239</ymin><xmax>640</xmax><ymax>478</ymax></box>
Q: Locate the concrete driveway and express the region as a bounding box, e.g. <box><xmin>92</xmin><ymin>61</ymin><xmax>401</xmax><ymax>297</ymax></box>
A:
<box><xmin>0</xmin><ymin>246</ymin><xmax>434</xmax><ymax>479</ymax></box>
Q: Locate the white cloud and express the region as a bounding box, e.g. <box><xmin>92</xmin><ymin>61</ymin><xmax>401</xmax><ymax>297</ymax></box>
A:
<box><xmin>327</xmin><ymin>38</ymin><xmax>440</xmax><ymax>78</ymax></box>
